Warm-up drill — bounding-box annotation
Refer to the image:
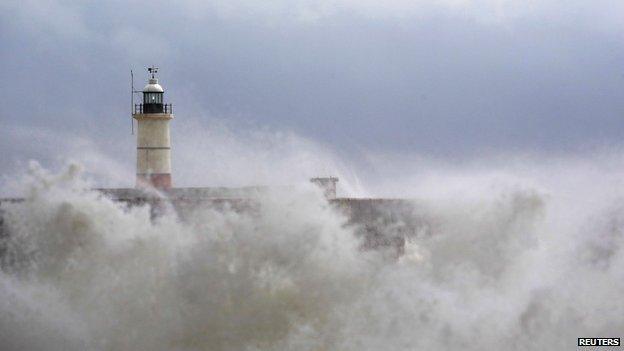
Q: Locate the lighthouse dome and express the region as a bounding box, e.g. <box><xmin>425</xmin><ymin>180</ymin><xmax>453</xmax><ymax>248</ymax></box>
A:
<box><xmin>143</xmin><ymin>78</ymin><xmax>164</xmax><ymax>93</ymax></box>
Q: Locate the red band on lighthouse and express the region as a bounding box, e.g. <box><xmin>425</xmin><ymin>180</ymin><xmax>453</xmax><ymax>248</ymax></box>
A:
<box><xmin>137</xmin><ymin>174</ymin><xmax>172</xmax><ymax>190</ymax></box>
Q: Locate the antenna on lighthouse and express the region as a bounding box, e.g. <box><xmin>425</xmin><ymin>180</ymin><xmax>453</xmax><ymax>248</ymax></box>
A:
<box><xmin>130</xmin><ymin>69</ymin><xmax>135</xmax><ymax>134</ymax></box>
<box><xmin>130</xmin><ymin>69</ymin><xmax>144</xmax><ymax>134</ymax></box>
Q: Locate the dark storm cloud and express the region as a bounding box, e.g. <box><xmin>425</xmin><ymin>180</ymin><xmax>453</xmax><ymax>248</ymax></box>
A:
<box><xmin>1</xmin><ymin>0</ymin><xmax>624</xmax><ymax>171</ymax></box>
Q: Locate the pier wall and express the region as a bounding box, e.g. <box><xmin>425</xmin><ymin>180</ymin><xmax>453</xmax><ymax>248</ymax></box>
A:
<box><xmin>1</xmin><ymin>189</ymin><xmax>427</xmax><ymax>257</ymax></box>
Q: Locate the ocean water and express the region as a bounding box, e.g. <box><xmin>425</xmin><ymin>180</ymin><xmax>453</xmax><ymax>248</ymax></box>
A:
<box><xmin>0</xmin><ymin>159</ymin><xmax>623</xmax><ymax>351</ymax></box>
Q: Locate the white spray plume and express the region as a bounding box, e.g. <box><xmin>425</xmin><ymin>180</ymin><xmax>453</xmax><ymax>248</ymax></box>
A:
<box><xmin>1</xmin><ymin>151</ymin><xmax>624</xmax><ymax>350</ymax></box>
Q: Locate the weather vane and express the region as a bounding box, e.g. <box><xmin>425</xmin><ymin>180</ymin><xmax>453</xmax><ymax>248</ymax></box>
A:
<box><xmin>147</xmin><ymin>65</ymin><xmax>159</xmax><ymax>78</ymax></box>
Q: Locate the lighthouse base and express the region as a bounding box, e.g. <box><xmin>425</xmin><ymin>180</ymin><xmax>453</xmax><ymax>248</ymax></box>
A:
<box><xmin>137</xmin><ymin>173</ymin><xmax>172</xmax><ymax>190</ymax></box>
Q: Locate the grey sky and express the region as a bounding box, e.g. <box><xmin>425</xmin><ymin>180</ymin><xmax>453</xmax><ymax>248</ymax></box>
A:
<box><xmin>1</xmin><ymin>0</ymin><xmax>624</xmax><ymax>187</ymax></box>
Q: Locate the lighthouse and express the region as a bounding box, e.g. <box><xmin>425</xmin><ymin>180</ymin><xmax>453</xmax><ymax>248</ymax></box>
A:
<box><xmin>132</xmin><ymin>66</ymin><xmax>173</xmax><ymax>190</ymax></box>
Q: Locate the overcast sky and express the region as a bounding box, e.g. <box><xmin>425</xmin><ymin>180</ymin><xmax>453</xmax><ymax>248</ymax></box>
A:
<box><xmin>1</xmin><ymin>0</ymin><xmax>624</xmax><ymax>188</ymax></box>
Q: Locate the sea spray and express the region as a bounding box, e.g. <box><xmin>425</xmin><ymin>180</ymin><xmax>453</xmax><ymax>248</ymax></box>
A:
<box><xmin>1</xmin><ymin>162</ymin><xmax>624</xmax><ymax>350</ymax></box>
<box><xmin>0</xmin><ymin>164</ymin><xmax>370</xmax><ymax>350</ymax></box>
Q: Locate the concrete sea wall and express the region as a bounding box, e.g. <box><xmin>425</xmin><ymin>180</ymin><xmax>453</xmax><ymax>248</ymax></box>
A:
<box><xmin>1</xmin><ymin>188</ymin><xmax>427</xmax><ymax>257</ymax></box>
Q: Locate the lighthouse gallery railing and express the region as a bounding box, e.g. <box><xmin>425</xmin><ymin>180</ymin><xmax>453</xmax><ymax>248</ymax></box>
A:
<box><xmin>134</xmin><ymin>103</ymin><xmax>173</xmax><ymax>114</ymax></box>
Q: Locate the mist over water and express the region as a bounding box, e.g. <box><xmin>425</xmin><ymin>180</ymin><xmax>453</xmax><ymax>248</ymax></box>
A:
<box><xmin>2</xmin><ymin>130</ymin><xmax>624</xmax><ymax>350</ymax></box>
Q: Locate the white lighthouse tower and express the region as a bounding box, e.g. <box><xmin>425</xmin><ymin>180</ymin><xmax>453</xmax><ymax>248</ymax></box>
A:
<box><xmin>132</xmin><ymin>66</ymin><xmax>173</xmax><ymax>189</ymax></box>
